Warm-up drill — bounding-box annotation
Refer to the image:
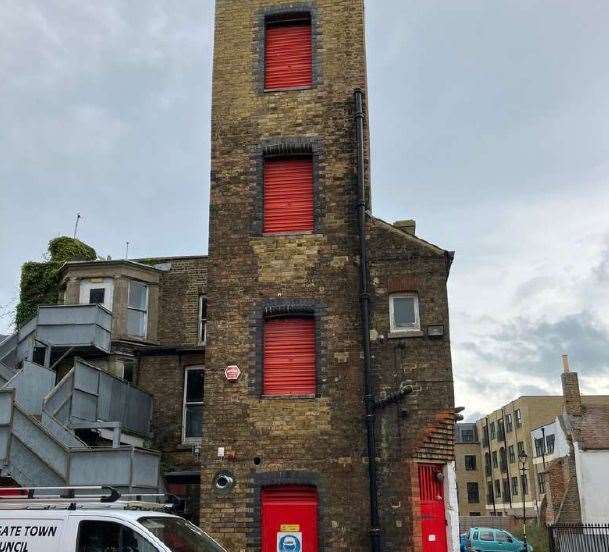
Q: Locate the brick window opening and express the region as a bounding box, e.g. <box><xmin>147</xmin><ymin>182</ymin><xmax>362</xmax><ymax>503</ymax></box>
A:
<box><xmin>198</xmin><ymin>295</ymin><xmax>207</xmax><ymax>345</ymax></box>
<box><xmin>465</xmin><ymin>455</ymin><xmax>477</xmax><ymax>471</ymax></box>
<box><xmin>183</xmin><ymin>366</ymin><xmax>204</xmax><ymax>442</ymax></box>
<box><xmin>467</xmin><ymin>482</ymin><xmax>479</xmax><ymax>504</ymax></box>
<box><xmin>263</xmin><ymin>157</ymin><xmax>314</xmax><ymax>234</ymax></box>
<box><xmin>265</xmin><ymin>15</ymin><xmax>312</xmax><ymax>90</ymax></box>
<box><xmin>263</xmin><ymin>317</ymin><xmax>316</xmax><ymax>396</ymax></box>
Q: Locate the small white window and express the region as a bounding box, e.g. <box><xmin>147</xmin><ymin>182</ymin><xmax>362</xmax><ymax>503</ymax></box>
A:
<box><xmin>79</xmin><ymin>278</ymin><xmax>114</xmax><ymax>311</ymax></box>
<box><xmin>183</xmin><ymin>366</ymin><xmax>204</xmax><ymax>443</ymax></box>
<box><xmin>389</xmin><ymin>293</ymin><xmax>420</xmax><ymax>333</ymax></box>
<box><xmin>198</xmin><ymin>296</ymin><xmax>207</xmax><ymax>345</ymax></box>
<box><xmin>127</xmin><ymin>281</ymin><xmax>148</xmax><ymax>338</ymax></box>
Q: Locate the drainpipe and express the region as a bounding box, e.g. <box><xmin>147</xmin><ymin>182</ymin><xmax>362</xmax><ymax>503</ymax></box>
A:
<box><xmin>354</xmin><ymin>88</ymin><xmax>382</xmax><ymax>552</ymax></box>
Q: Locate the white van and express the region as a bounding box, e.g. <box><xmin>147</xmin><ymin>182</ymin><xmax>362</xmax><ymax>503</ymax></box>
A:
<box><xmin>0</xmin><ymin>487</ymin><xmax>228</xmax><ymax>552</ymax></box>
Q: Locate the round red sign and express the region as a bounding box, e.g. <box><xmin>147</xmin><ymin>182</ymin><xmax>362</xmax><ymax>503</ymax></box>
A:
<box><xmin>225</xmin><ymin>365</ymin><xmax>241</xmax><ymax>381</ymax></box>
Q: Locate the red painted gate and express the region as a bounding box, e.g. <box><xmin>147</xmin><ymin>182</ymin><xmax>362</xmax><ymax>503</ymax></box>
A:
<box><xmin>261</xmin><ymin>486</ymin><xmax>318</xmax><ymax>552</ymax></box>
<box><xmin>418</xmin><ymin>464</ymin><xmax>448</xmax><ymax>552</ymax></box>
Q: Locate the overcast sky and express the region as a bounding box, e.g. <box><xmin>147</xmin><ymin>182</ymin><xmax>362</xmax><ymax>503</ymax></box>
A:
<box><xmin>1</xmin><ymin>1</ymin><xmax>608</xmax><ymax>420</ymax></box>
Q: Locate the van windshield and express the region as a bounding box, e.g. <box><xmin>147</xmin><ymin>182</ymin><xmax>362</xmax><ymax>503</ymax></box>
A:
<box><xmin>139</xmin><ymin>517</ymin><xmax>226</xmax><ymax>552</ymax></box>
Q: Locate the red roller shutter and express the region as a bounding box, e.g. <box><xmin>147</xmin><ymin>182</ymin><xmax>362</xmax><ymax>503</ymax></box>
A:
<box><xmin>263</xmin><ymin>317</ymin><xmax>316</xmax><ymax>396</ymax></box>
<box><xmin>265</xmin><ymin>19</ymin><xmax>312</xmax><ymax>90</ymax></box>
<box><xmin>264</xmin><ymin>157</ymin><xmax>314</xmax><ymax>234</ymax></box>
<box><xmin>262</xmin><ymin>486</ymin><xmax>318</xmax><ymax>552</ymax></box>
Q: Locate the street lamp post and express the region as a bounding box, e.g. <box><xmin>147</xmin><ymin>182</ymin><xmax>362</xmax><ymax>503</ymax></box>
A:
<box><xmin>519</xmin><ymin>450</ymin><xmax>529</xmax><ymax>551</ymax></box>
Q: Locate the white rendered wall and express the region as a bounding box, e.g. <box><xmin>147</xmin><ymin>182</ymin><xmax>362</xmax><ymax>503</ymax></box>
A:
<box><xmin>574</xmin><ymin>443</ymin><xmax>609</xmax><ymax>523</ymax></box>
<box><xmin>444</xmin><ymin>461</ymin><xmax>460</xmax><ymax>552</ymax></box>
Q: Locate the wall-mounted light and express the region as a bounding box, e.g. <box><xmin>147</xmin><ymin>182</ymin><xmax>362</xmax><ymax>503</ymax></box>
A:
<box><xmin>427</xmin><ymin>324</ymin><xmax>444</xmax><ymax>338</ymax></box>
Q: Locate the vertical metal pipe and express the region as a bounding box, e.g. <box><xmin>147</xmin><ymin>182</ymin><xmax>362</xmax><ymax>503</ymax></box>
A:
<box><xmin>354</xmin><ymin>88</ymin><xmax>382</xmax><ymax>552</ymax></box>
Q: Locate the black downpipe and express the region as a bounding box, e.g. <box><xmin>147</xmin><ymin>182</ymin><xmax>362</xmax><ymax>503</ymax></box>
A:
<box><xmin>354</xmin><ymin>89</ymin><xmax>382</xmax><ymax>552</ymax></box>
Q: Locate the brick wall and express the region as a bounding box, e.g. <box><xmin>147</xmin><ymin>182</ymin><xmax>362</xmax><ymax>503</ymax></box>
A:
<box><xmin>202</xmin><ymin>1</ymin><xmax>455</xmax><ymax>550</ymax></box>
<box><xmin>137</xmin><ymin>257</ymin><xmax>207</xmax><ymax>473</ymax></box>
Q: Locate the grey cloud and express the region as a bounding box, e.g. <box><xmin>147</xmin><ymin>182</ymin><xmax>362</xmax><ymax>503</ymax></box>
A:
<box><xmin>464</xmin><ymin>312</ymin><xmax>609</xmax><ymax>381</ymax></box>
<box><xmin>513</xmin><ymin>276</ymin><xmax>555</xmax><ymax>303</ymax></box>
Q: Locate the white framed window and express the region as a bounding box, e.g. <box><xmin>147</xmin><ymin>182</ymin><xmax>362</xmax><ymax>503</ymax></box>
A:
<box><xmin>389</xmin><ymin>293</ymin><xmax>420</xmax><ymax>333</ymax></box>
<box><xmin>127</xmin><ymin>280</ymin><xmax>148</xmax><ymax>338</ymax></box>
<box><xmin>198</xmin><ymin>296</ymin><xmax>207</xmax><ymax>345</ymax></box>
<box><xmin>182</xmin><ymin>366</ymin><xmax>204</xmax><ymax>443</ymax></box>
<box><xmin>79</xmin><ymin>278</ymin><xmax>114</xmax><ymax>312</ymax></box>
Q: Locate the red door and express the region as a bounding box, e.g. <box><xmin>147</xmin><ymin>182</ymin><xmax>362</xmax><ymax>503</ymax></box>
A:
<box><xmin>261</xmin><ymin>486</ymin><xmax>318</xmax><ymax>552</ymax></box>
<box><xmin>418</xmin><ymin>464</ymin><xmax>448</xmax><ymax>552</ymax></box>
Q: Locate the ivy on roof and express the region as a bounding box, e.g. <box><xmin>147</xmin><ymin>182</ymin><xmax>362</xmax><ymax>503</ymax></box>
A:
<box><xmin>15</xmin><ymin>237</ymin><xmax>97</xmax><ymax>327</ymax></box>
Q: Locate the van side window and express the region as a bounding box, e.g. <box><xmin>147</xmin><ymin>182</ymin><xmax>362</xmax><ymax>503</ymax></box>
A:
<box><xmin>77</xmin><ymin>520</ymin><xmax>158</xmax><ymax>552</ymax></box>
<box><xmin>479</xmin><ymin>530</ymin><xmax>495</xmax><ymax>541</ymax></box>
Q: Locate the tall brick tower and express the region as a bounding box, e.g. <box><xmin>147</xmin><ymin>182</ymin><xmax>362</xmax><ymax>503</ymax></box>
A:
<box><xmin>203</xmin><ymin>1</ymin><xmax>457</xmax><ymax>551</ymax></box>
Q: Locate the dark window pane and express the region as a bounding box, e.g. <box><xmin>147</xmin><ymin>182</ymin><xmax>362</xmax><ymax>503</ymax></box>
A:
<box><xmin>186</xmin><ymin>370</ymin><xmax>204</xmax><ymax>402</ymax></box>
<box><xmin>122</xmin><ymin>360</ymin><xmax>136</xmax><ymax>383</ymax></box>
<box><xmin>465</xmin><ymin>455</ymin><xmax>477</xmax><ymax>471</ymax></box>
<box><xmin>77</xmin><ymin>520</ymin><xmax>158</xmax><ymax>552</ymax></box>
<box><xmin>89</xmin><ymin>288</ymin><xmax>105</xmax><ymax>304</ymax></box>
<box><xmin>185</xmin><ymin>404</ymin><xmax>203</xmax><ymax>438</ymax></box>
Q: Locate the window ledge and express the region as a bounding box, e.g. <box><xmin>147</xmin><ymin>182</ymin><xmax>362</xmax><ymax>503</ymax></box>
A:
<box><xmin>264</xmin><ymin>85</ymin><xmax>314</xmax><ymax>93</ymax></box>
<box><xmin>262</xmin><ymin>230</ymin><xmax>315</xmax><ymax>237</ymax></box>
<box><xmin>260</xmin><ymin>395</ymin><xmax>317</xmax><ymax>400</ymax></box>
<box><xmin>388</xmin><ymin>330</ymin><xmax>424</xmax><ymax>339</ymax></box>
<box><xmin>179</xmin><ymin>440</ymin><xmax>202</xmax><ymax>449</ymax></box>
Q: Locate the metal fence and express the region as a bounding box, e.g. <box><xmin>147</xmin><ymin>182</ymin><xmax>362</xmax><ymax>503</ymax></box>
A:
<box><xmin>549</xmin><ymin>524</ymin><xmax>609</xmax><ymax>552</ymax></box>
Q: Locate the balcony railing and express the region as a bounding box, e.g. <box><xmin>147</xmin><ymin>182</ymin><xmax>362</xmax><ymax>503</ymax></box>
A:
<box><xmin>44</xmin><ymin>358</ymin><xmax>153</xmax><ymax>438</ymax></box>
<box><xmin>35</xmin><ymin>304</ymin><xmax>112</xmax><ymax>352</ymax></box>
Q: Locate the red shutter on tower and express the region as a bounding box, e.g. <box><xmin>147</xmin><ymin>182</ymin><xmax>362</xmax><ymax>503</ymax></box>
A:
<box><xmin>265</xmin><ymin>19</ymin><xmax>312</xmax><ymax>90</ymax></box>
<box><xmin>263</xmin><ymin>317</ymin><xmax>316</xmax><ymax>396</ymax></box>
<box><xmin>261</xmin><ymin>486</ymin><xmax>318</xmax><ymax>552</ymax></box>
<box><xmin>263</xmin><ymin>157</ymin><xmax>314</xmax><ymax>234</ymax></box>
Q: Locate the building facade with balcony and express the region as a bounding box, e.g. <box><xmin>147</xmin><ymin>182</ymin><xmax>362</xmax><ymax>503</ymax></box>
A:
<box><xmin>0</xmin><ymin>255</ymin><xmax>208</xmax><ymax>522</ymax></box>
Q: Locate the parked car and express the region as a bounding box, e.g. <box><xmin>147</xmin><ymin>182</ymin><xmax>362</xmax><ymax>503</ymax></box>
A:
<box><xmin>463</xmin><ymin>527</ymin><xmax>533</xmax><ymax>552</ymax></box>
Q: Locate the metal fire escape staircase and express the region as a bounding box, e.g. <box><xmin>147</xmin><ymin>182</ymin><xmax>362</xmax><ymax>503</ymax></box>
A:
<box><xmin>0</xmin><ymin>305</ymin><xmax>160</xmax><ymax>493</ymax></box>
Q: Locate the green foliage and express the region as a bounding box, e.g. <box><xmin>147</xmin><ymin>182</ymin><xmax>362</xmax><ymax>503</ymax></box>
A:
<box><xmin>513</xmin><ymin>522</ymin><xmax>550</xmax><ymax>552</ymax></box>
<box><xmin>15</xmin><ymin>237</ymin><xmax>97</xmax><ymax>327</ymax></box>
<box><xmin>48</xmin><ymin>236</ymin><xmax>96</xmax><ymax>264</ymax></box>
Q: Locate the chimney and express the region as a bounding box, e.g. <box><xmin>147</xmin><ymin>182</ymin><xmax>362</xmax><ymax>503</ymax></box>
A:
<box><xmin>561</xmin><ymin>354</ymin><xmax>583</xmax><ymax>417</ymax></box>
<box><xmin>394</xmin><ymin>220</ymin><xmax>416</xmax><ymax>236</ymax></box>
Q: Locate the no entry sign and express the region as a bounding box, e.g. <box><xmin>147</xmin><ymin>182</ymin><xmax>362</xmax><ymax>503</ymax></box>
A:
<box><xmin>225</xmin><ymin>365</ymin><xmax>241</xmax><ymax>381</ymax></box>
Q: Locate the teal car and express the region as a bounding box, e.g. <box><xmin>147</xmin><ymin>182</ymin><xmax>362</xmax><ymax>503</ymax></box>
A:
<box><xmin>464</xmin><ymin>527</ymin><xmax>533</xmax><ymax>552</ymax></box>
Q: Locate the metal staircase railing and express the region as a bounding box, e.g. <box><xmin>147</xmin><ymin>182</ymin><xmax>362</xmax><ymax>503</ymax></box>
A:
<box><xmin>0</xmin><ymin>357</ymin><xmax>160</xmax><ymax>492</ymax></box>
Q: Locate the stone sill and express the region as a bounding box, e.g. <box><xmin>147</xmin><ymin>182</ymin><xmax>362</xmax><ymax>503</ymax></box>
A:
<box><xmin>388</xmin><ymin>330</ymin><xmax>425</xmax><ymax>339</ymax></box>
<box><xmin>264</xmin><ymin>85</ymin><xmax>314</xmax><ymax>93</ymax></box>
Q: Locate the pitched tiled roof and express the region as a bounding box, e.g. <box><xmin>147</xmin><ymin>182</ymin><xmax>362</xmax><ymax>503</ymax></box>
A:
<box><xmin>580</xmin><ymin>405</ymin><xmax>609</xmax><ymax>450</ymax></box>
